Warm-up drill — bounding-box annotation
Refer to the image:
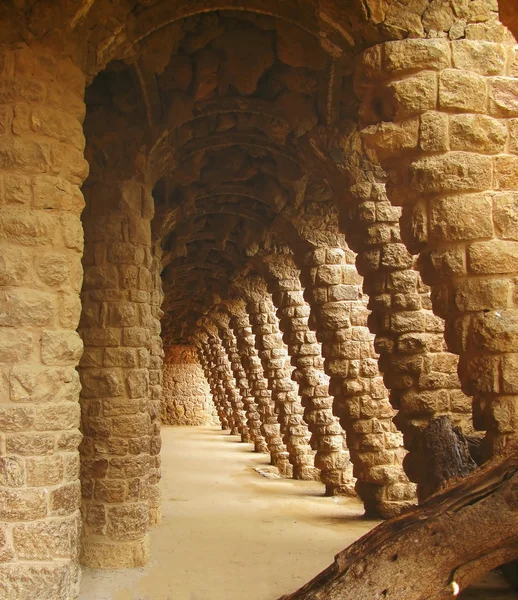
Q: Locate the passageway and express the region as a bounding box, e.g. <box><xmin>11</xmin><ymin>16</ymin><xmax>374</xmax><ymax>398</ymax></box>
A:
<box><xmin>79</xmin><ymin>426</ymin><xmax>375</xmax><ymax>600</ymax></box>
<box><xmin>79</xmin><ymin>426</ymin><xmax>514</xmax><ymax>600</ymax></box>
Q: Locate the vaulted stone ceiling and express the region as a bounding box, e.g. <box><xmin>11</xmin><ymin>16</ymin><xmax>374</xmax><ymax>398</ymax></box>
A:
<box><xmin>83</xmin><ymin>9</ymin><xmax>359</xmax><ymax>344</ymax></box>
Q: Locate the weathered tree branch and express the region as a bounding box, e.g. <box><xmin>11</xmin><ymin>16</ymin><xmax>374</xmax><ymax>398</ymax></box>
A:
<box><xmin>279</xmin><ymin>450</ymin><xmax>518</xmax><ymax>600</ymax></box>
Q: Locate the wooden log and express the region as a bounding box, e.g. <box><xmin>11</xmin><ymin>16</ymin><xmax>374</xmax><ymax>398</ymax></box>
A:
<box><xmin>279</xmin><ymin>449</ymin><xmax>518</xmax><ymax>600</ymax></box>
<box><xmin>419</xmin><ymin>415</ymin><xmax>478</xmax><ymax>501</ymax></box>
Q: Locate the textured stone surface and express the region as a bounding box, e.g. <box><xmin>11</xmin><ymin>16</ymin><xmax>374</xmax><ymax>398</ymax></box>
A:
<box><xmin>0</xmin><ymin>2</ymin><xmax>517</xmax><ymax>597</ymax></box>
<box><xmin>161</xmin><ymin>345</ymin><xmax>218</xmax><ymax>426</ymax></box>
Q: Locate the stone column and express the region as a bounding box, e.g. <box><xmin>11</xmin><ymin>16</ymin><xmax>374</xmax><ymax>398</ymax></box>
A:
<box><xmin>79</xmin><ymin>176</ymin><xmax>155</xmax><ymax>568</ymax></box>
<box><xmin>195</xmin><ymin>337</ymin><xmax>231</xmax><ymax>431</ymax></box>
<box><xmin>357</xmin><ymin>36</ymin><xmax>518</xmax><ymax>459</ymax></box>
<box><xmin>209</xmin><ymin>310</ymin><xmax>267</xmax><ymax>451</ymax></box>
<box><xmin>202</xmin><ymin>327</ymin><xmax>249</xmax><ymax>441</ymax></box>
<box><xmin>0</xmin><ymin>43</ymin><xmax>88</xmax><ymax>596</ymax></box>
<box><xmin>263</xmin><ymin>255</ymin><xmax>354</xmax><ymax>494</ymax></box>
<box><xmin>303</xmin><ymin>245</ymin><xmax>415</xmax><ymax>517</ymax></box>
<box><xmin>229</xmin><ymin>306</ymin><xmax>290</xmax><ymax>474</ymax></box>
<box><xmin>344</xmin><ymin>183</ymin><xmax>473</xmax><ymax>501</ymax></box>
<box><xmin>242</xmin><ymin>281</ymin><xmax>314</xmax><ymax>480</ymax></box>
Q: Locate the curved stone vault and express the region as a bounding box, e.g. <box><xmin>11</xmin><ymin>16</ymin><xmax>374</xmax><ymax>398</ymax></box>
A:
<box><xmin>0</xmin><ymin>1</ymin><xmax>517</xmax><ymax>598</ymax></box>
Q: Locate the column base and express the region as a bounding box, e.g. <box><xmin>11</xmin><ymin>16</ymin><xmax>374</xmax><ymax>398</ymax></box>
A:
<box><xmin>293</xmin><ymin>466</ymin><xmax>321</xmax><ymax>481</ymax></box>
<box><xmin>254</xmin><ymin>441</ymin><xmax>269</xmax><ymax>453</ymax></box>
<box><xmin>325</xmin><ymin>482</ymin><xmax>357</xmax><ymax>497</ymax></box>
<box><xmin>80</xmin><ymin>535</ymin><xmax>150</xmax><ymax>569</ymax></box>
<box><xmin>0</xmin><ymin>562</ymin><xmax>80</xmax><ymax>600</ymax></box>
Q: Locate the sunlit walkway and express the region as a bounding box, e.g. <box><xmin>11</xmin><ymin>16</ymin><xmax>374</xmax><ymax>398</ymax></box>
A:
<box><xmin>79</xmin><ymin>426</ymin><xmax>375</xmax><ymax>600</ymax></box>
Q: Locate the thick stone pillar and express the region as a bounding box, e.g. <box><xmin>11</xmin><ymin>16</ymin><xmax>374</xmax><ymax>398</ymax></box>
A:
<box><xmin>195</xmin><ymin>336</ymin><xmax>231</xmax><ymax>431</ymax></box>
<box><xmin>263</xmin><ymin>255</ymin><xmax>354</xmax><ymax>494</ymax></box>
<box><xmin>345</xmin><ymin>183</ymin><xmax>473</xmax><ymax>500</ymax></box>
<box><xmin>209</xmin><ymin>309</ymin><xmax>267</xmax><ymax>451</ymax></box>
<box><xmin>241</xmin><ymin>279</ymin><xmax>314</xmax><ymax>480</ymax></box>
<box><xmin>229</xmin><ymin>305</ymin><xmax>290</xmax><ymax>473</ymax></box>
<box><xmin>79</xmin><ymin>176</ymin><xmax>155</xmax><ymax>568</ymax></box>
<box><xmin>357</xmin><ymin>36</ymin><xmax>518</xmax><ymax>459</ymax></box>
<box><xmin>303</xmin><ymin>244</ymin><xmax>415</xmax><ymax>517</ymax></box>
<box><xmin>0</xmin><ymin>43</ymin><xmax>88</xmax><ymax>596</ymax></box>
<box><xmin>202</xmin><ymin>326</ymin><xmax>249</xmax><ymax>441</ymax></box>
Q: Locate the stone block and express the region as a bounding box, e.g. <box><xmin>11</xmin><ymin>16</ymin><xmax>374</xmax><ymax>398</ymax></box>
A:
<box><xmin>454</xmin><ymin>278</ymin><xmax>510</xmax><ymax>312</ymax></box>
<box><xmin>452</xmin><ymin>40</ymin><xmax>506</xmax><ymax>75</ymax></box>
<box><xmin>488</xmin><ymin>77</ymin><xmax>518</xmax><ymax>116</ymax></box>
<box><xmin>493</xmin><ymin>192</ymin><xmax>518</xmax><ymax>240</ymax></box>
<box><xmin>5</xmin><ymin>174</ymin><xmax>31</xmax><ymax>205</ymax></box>
<box><xmin>0</xmin><ymin>207</ymin><xmax>54</xmax><ymax>246</ymax></box>
<box><xmin>470</xmin><ymin>310</ymin><xmax>518</xmax><ymax>353</ymax></box>
<box><xmin>429</xmin><ymin>193</ymin><xmax>493</xmax><ymax>242</ymax></box>
<box><xmin>501</xmin><ymin>354</ymin><xmax>518</xmax><ymax>394</ymax></box>
<box><xmin>0</xmin><ymin>405</ymin><xmax>34</xmax><ymax>431</ymax></box>
<box><xmin>383</xmin><ymin>39</ymin><xmax>451</xmax><ymax>73</ymax></box>
<box><xmin>6</xmin><ymin>432</ymin><xmax>55</xmax><ymax>455</ymax></box>
<box><xmin>34</xmin><ymin>403</ymin><xmax>80</xmax><ymax>431</ymax></box>
<box><xmin>0</xmin><ymin>488</ymin><xmax>47</xmax><ymax>520</ymax></box>
<box><xmin>80</xmin><ymin>369</ymin><xmax>123</xmax><ymax>399</ymax></box>
<box><xmin>51</xmin><ymin>481</ymin><xmax>81</xmax><ymax>516</ymax></box>
<box><xmin>25</xmin><ymin>449</ymin><xmax>63</xmax><ymax>485</ymax></box>
<box><xmin>449</xmin><ymin>114</ymin><xmax>507</xmax><ymax>153</ymax></box>
<box><xmin>41</xmin><ymin>330</ymin><xmax>83</xmax><ymax>366</ymax></box>
<box><xmin>0</xmin><ymin>456</ymin><xmax>25</xmax><ymax>487</ymax></box>
<box><xmin>468</xmin><ymin>239</ymin><xmax>518</xmax><ymax>274</ymax></box>
<box><xmin>410</xmin><ymin>153</ymin><xmax>492</xmax><ymax>194</ymax></box>
<box><xmin>107</xmin><ymin>502</ymin><xmax>150</xmax><ymax>541</ymax></box>
<box><xmin>111</xmin><ymin>414</ymin><xmax>151</xmax><ymax>438</ymax></box>
<box><xmin>419</xmin><ymin>111</ymin><xmax>448</xmax><ymax>152</ymax></box>
<box><xmin>94</xmin><ymin>480</ymin><xmax>126</xmax><ymax>503</ymax></box>
<box><xmin>385</xmin><ymin>73</ymin><xmax>437</xmax><ymax>119</ymax></box>
<box><xmin>439</xmin><ymin>69</ymin><xmax>487</xmax><ymax>112</ymax></box>
<box><xmin>0</xmin><ymin>563</ymin><xmax>79</xmax><ymax>600</ymax></box>
<box><xmin>494</xmin><ymin>155</ymin><xmax>518</xmax><ymax>190</ymax></box>
<box><xmin>13</xmin><ymin>515</ymin><xmax>78</xmax><ymax>559</ymax></box>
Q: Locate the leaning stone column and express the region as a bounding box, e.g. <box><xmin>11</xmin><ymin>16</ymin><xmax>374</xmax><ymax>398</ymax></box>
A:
<box><xmin>194</xmin><ymin>335</ymin><xmax>231</xmax><ymax>431</ymax></box>
<box><xmin>302</xmin><ymin>243</ymin><xmax>415</xmax><ymax>517</ymax></box>
<box><xmin>0</xmin><ymin>42</ymin><xmax>88</xmax><ymax>596</ymax></box>
<box><xmin>239</xmin><ymin>278</ymin><xmax>314</xmax><ymax>480</ymax></box>
<box><xmin>201</xmin><ymin>323</ymin><xmax>249</xmax><ymax>440</ymax></box>
<box><xmin>344</xmin><ymin>181</ymin><xmax>473</xmax><ymax>501</ymax></box>
<box><xmin>209</xmin><ymin>308</ymin><xmax>266</xmax><ymax>450</ymax></box>
<box><xmin>229</xmin><ymin>302</ymin><xmax>290</xmax><ymax>473</ymax></box>
<box><xmin>357</xmin><ymin>34</ymin><xmax>518</xmax><ymax>459</ymax></box>
<box><xmin>79</xmin><ymin>176</ymin><xmax>154</xmax><ymax>568</ymax></box>
<box><xmin>262</xmin><ymin>253</ymin><xmax>354</xmax><ymax>494</ymax></box>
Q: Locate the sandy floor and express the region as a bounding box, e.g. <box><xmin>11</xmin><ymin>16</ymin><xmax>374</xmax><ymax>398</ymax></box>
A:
<box><xmin>79</xmin><ymin>426</ymin><xmax>377</xmax><ymax>600</ymax></box>
<box><xmin>79</xmin><ymin>426</ymin><xmax>515</xmax><ymax>600</ymax></box>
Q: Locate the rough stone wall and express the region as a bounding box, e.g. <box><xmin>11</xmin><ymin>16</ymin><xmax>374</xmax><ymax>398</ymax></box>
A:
<box><xmin>162</xmin><ymin>345</ymin><xmax>217</xmax><ymax>426</ymax></box>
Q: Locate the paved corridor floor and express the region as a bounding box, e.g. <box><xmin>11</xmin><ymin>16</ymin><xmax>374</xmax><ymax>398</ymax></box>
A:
<box><xmin>80</xmin><ymin>426</ymin><xmax>515</xmax><ymax>600</ymax></box>
<box><xmin>80</xmin><ymin>426</ymin><xmax>376</xmax><ymax>600</ymax></box>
